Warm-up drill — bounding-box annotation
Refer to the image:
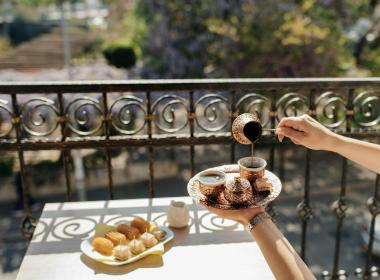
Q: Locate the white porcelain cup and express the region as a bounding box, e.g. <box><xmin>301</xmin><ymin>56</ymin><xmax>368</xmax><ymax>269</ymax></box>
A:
<box><xmin>167</xmin><ymin>200</ymin><xmax>190</xmax><ymax>228</ymax></box>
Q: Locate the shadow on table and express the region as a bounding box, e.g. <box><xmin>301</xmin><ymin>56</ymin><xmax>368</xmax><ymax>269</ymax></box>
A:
<box><xmin>80</xmin><ymin>253</ymin><xmax>164</xmax><ymax>275</ymax></box>
<box><xmin>26</xmin><ymin>199</ymin><xmax>254</xmax><ymax>256</ymax></box>
<box><xmin>27</xmin><ymin>227</ymin><xmax>251</xmax><ymax>255</ymax></box>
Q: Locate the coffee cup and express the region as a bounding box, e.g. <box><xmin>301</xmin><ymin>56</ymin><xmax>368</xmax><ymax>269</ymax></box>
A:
<box><xmin>238</xmin><ymin>157</ymin><xmax>266</xmax><ymax>183</ymax></box>
<box><xmin>197</xmin><ymin>170</ymin><xmax>226</xmax><ymax>199</ymax></box>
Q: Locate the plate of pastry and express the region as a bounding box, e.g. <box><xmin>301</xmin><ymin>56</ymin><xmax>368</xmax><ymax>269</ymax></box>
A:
<box><xmin>81</xmin><ymin>216</ymin><xmax>174</xmax><ymax>266</ymax></box>
<box><xmin>187</xmin><ymin>164</ymin><xmax>281</xmax><ymax>210</ymax></box>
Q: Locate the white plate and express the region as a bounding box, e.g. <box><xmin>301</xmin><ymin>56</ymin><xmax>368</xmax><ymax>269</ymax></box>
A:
<box><xmin>81</xmin><ymin>226</ymin><xmax>174</xmax><ymax>266</ymax></box>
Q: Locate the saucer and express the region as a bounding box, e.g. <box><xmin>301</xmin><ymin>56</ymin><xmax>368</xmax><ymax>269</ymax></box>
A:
<box><xmin>187</xmin><ymin>164</ymin><xmax>282</xmax><ymax>210</ymax></box>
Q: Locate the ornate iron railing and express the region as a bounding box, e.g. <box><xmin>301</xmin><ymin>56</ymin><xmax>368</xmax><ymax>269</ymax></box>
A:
<box><xmin>0</xmin><ymin>78</ymin><xmax>379</xmax><ymax>279</ymax></box>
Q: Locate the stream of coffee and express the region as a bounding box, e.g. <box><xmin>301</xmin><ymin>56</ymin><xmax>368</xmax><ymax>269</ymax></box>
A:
<box><xmin>251</xmin><ymin>142</ymin><xmax>254</xmax><ymax>166</ymax></box>
<box><xmin>243</xmin><ymin>121</ymin><xmax>262</xmax><ymax>167</ymax></box>
<box><xmin>243</xmin><ymin>121</ymin><xmax>262</xmax><ymax>143</ymax></box>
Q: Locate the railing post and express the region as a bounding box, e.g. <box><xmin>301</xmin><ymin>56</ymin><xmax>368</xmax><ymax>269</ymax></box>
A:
<box><xmin>362</xmin><ymin>174</ymin><xmax>380</xmax><ymax>279</ymax></box>
<box><xmin>57</xmin><ymin>93</ymin><xmax>72</xmax><ymax>201</ymax></box>
<box><xmin>297</xmin><ymin>148</ymin><xmax>312</xmax><ymax>261</ymax></box>
<box><xmin>266</xmin><ymin>89</ymin><xmax>278</xmax><ymax>219</ymax></box>
<box><xmin>330</xmin><ymin>157</ymin><xmax>349</xmax><ymax>280</ymax></box>
<box><xmin>102</xmin><ymin>92</ymin><xmax>114</xmax><ymax>200</ymax></box>
<box><xmin>328</xmin><ymin>88</ymin><xmax>354</xmax><ymax>280</ymax></box>
<box><xmin>146</xmin><ymin>91</ymin><xmax>155</xmax><ymax>198</ymax></box>
<box><xmin>269</xmin><ymin>89</ymin><xmax>277</xmax><ymax>172</ymax></box>
<box><xmin>189</xmin><ymin>91</ymin><xmax>195</xmax><ymax>177</ymax></box>
<box><xmin>11</xmin><ymin>93</ymin><xmax>36</xmax><ymax>240</ymax></box>
<box><xmin>230</xmin><ymin>90</ymin><xmax>236</xmax><ymax>164</ymax></box>
<box><xmin>297</xmin><ymin>89</ymin><xmax>315</xmax><ymax>261</ymax></box>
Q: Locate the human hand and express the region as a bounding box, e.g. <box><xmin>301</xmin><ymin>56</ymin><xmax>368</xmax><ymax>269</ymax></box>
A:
<box><xmin>205</xmin><ymin>206</ymin><xmax>265</xmax><ymax>225</ymax></box>
<box><xmin>276</xmin><ymin>114</ymin><xmax>338</xmax><ymax>151</ymax></box>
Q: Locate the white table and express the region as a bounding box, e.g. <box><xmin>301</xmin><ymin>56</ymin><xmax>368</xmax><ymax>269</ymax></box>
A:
<box><xmin>16</xmin><ymin>196</ymin><xmax>274</xmax><ymax>280</ymax></box>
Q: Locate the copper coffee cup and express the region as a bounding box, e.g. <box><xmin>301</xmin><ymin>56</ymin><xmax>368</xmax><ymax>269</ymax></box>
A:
<box><xmin>197</xmin><ymin>170</ymin><xmax>226</xmax><ymax>199</ymax></box>
<box><xmin>238</xmin><ymin>157</ymin><xmax>266</xmax><ymax>183</ymax></box>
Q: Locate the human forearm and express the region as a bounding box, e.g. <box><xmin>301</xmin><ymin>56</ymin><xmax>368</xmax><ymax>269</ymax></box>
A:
<box><xmin>276</xmin><ymin>115</ymin><xmax>380</xmax><ymax>174</ymax></box>
<box><xmin>326</xmin><ymin>134</ymin><xmax>380</xmax><ymax>174</ymax></box>
<box><xmin>206</xmin><ymin>206</ymin><xmax>315</xmax><ymax>279</ymax></box>
<box><xmin>250</xmin><ymin>219</ymin><xmax>316</xmax><ymax>280</ymax></box>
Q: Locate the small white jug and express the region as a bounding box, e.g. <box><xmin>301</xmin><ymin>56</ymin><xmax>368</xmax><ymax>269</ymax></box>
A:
<box><xmin>167</xmin><ymin>200</ymin><xmax>190</xmax><ymax>228</ymax></box>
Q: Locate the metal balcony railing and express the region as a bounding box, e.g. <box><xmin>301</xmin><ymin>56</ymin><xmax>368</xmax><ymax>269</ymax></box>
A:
<box><xmin>0</xmin><ymin>78</ymin><xmax>379</xmax><ymax>279</ymax></box>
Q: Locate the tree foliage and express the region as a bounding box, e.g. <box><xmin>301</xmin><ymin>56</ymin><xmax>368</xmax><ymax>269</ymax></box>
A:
<box><xmin>15</xmin><ymin>0</ymin><xmax>78</xmax><ymax>5</ymax></box>
<box><xmin>102</xmin><ymin>43</ymin><xmax>137</xmax><ymax>69</ymax></box>
<box><xmin>128</xmin><ymin>0</ymin><xmax>371</xmax><ymax>78</ymax></box>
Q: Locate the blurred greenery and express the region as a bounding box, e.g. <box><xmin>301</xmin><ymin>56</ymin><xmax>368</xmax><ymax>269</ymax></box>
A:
<box><xmin>120</xmin><ymin>6</ymin><xmax>147</xmax><ymax>60</ymax></box>
<box><xmin>361</xmin><ymin>47</ymin><xmax>380</xmax><ymax>75</ymax></box>
<box><xmin>99</xmin><ymin>1</ymin><xmax>145</xmax><ymax>66</ymax></box>
<box><xmin>5</xmin><ymin>0</ymin><xmax>380</xmax><ymax>78</ymax></box>
<box><xmin>107</xmin><ymin>0</ymin><xmax>378</xmax><ymax>78</ymax></box>
<box><xmin>16</xmin><ymin>0</ymin><xmax>78</xmax><ymax>5</ymax></box>
<box><xmin>0</xmin><ymin>37</ymin><xmax>12</xmax><ymax>53</ymax></box>
<box><xmin>102</xmin><ymin>43</ymin><xmax>137</xmax><ymax>69</ymax></box>
<box><xmin>130</xmin><ymin>0</ymin><xmax>353</xmax><ymax>78</ymax></box>
<box><xmin>72</xmin><ymin>39</ymin><xmax>104</xmax><ymax>63</ymax></box>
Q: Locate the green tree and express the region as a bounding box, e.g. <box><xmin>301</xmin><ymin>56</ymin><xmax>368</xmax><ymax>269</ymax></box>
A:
<box><xmin>17</xmin><ymin>0</ymin><xmax>77</xmax><ymax>5</ymax></box>
<box><xmin>130</xmin><ymin>0</ymin><xmax>363</xmax><ymax>78</ymax></box>
<box><xmin>102</xmin><ymin>44</ymin><xmax>136</xmax><ymax>69</ymax></box>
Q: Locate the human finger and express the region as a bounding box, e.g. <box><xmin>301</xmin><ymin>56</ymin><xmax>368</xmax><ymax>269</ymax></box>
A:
<box><xmin>292</xmin><ymin>139</ymin><xmax>301</xmax><ymax>145</ymax></box>
<box><xmin>276</xmin><ymin>126</ymin><xmax>305</xmax><ymax>143</ymax></box>
<box><xmin>277</xmin><ymin>132</ymin><xmax>285</xmax><ymax>142</ymax></box>
<box><xmin>277</xmin><ymin>116</ymin><xmax>308</xmax><ymax>131</ymax></box>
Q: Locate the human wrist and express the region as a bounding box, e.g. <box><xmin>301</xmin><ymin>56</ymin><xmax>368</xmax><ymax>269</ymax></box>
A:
<box><xmin>323</xmin><ymin>132</ymin><xmax>341</xmax><ymax>152</ymax></box>
<box><xmin>240</xmin><ymin>207</ymin><xmax>265</xmax><ymax>225</ymax></box>
<box><xmin>245</xmin><ymin>212</ymin><xmax>272</xmax><ymax>232</ymax></box>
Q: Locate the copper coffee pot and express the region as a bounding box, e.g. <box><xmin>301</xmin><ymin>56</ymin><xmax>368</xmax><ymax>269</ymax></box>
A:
<box><xmin>232</xmin><ymin>113</ymin><xmax>275</xmax><ymax>144</ymax></box>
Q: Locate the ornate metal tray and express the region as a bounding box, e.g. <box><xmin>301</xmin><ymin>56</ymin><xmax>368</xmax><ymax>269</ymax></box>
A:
<box><xmin>187</xmin><ymin>164</ymin><xmax>282</xmax><ymax>210</ymax></box>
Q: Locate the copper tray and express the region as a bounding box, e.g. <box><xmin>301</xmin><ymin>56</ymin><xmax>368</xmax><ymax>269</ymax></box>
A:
<box><xmin>187</xmin><ymin>164</ymin><xmax>282</xmax><ymax>210</ymax></box>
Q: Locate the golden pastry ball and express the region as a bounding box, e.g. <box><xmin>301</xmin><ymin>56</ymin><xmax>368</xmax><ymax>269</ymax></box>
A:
<box><xmin>117</xmin><ymin>224</ymin><xmax>140</xmax><ymax>240</ymax></box>
<box><xmin>131</xmin><ymin>217</ymin><xmax>150</xmax><ymax>234</ymax></box>
<box><xmin>92</xmin><ymin>237</ymin><xmax>114</xmax><ymax>256</ymax></box>
<box><xmin>105</xmin><ymin>231</ymin><xmax>127</xmax><ymax>246</ymax></box>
